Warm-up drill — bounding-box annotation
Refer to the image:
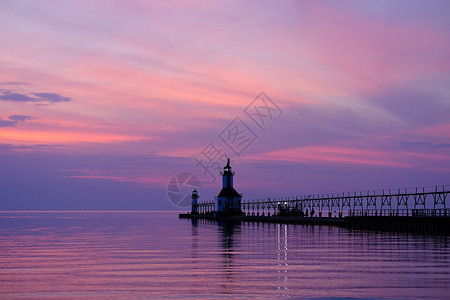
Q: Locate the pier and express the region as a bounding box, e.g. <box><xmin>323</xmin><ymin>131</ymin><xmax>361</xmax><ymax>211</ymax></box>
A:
<box><xmin>180</xmin><ymin>160</ymin><xmax>449</xmax><ymax>234</ymax></box>
<box><xmin>180</xmin><ymin>185</ymin><xmax>450</xmax><ymax>235</ymax></box>
<box><xmin>192</xmin><ymin>185</ymin><xmax>448</xmax><ymax>217</ymax></box>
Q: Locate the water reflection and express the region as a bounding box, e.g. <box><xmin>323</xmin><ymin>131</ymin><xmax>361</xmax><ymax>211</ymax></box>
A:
<box><xmin>277</xmin><ymin>223</ymin><xmax>288</xmax><ymax>295</ymax></box>
<box><xmin>1</xmin><ymin>212</ymin><xmax>450</xmax><ymax>299</ymax></box>
<box><xmin>191</xmin><ymin>218</ymin><xmax>198</xmax><ymax>260</ymax></box>
<box><xmin>217</xmin><ymin>221</ymin><xmax>238</xmax><ymax>294</ymax></box>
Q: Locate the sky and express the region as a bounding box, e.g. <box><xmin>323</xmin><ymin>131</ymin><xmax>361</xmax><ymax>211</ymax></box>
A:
<box><xmin>0</xmin><ymin>0</ymin><xmax>449</xmax><ymax>211</ymax></box>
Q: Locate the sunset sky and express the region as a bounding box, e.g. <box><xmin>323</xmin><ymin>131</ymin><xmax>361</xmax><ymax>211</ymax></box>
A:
<box><xmin>1</xmin><ymin>0</ymin><xmax>449</xmax><ymax>210</ymax></box>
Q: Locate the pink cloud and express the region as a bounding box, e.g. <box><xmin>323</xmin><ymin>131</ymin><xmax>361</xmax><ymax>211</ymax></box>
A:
<box><xmin>0</xmin><ymin>127</ymin><xmax>146</xmax><ymax>145</ymax></box>
<box><xmin>253</xmin><ymin>146</ymin><xmax>413</xmax><ymax>168</ymax></box>
<box><xmin>249</xmin><ymin>141</ymin><xmax>450</xmax><ymax>171</ymax></box>
<box><xmin>64</xmin><ymin>168</ymin><xmax>169</xmax><ymax>185</ymax></box>
<box><xmin>270</xmin><ymin>2</ymin><xmax>450</xmax><ymax>98</ymax></box>
<box><xmin>412</xmin><ymin>123</ymin><xmax>450</xmax><ymax>139</ymax></box>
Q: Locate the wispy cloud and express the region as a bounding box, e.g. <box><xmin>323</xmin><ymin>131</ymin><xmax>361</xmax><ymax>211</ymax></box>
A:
<box><xmin>253</xmin><ymin>146</ymin><xmax>415</xmax><ymax>168</ymax></box>
<box><xmin>0</xmin><ymin>114</ymin><xmax>35</xmax><ymax>127</ymax></box>
<box><xmin>8</xmin><ymin>114</ymin><xmax>34</xmax><ymax>122</ymax></box>
<box><xmin>31</xmin><ymin>92</ymin><xmax>71</xmax><ymax>103</ymax></box>
<box><xmin>0</xmin><ymin>119</ymin><xmax>16</xmax><ymax>127</ymax></box>
<box><xmin>0</xmin><ymin>81</ymin><xmax>30</xmax><ymax>85</ymax></box>
<box><xmin>0</xmin><ymin>90</ymin><xmax>71</xmax><ymax>103</ymax></box>
<box><xmin>0</xmin><ymin>128</ymin><xmax>146</xmax><ymax>144</ymax></box>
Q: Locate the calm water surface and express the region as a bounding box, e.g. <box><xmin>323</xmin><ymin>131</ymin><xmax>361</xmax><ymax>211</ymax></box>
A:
<box><xmin>0</xmin><ymin>211</ymin><xmax>449</xmax><ymax>299</ymax></box>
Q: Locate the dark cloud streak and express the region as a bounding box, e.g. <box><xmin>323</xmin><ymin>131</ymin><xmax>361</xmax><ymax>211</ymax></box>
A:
<box><xmin>0</xmin><ymin>143</ymin><xmax>66</xmax><ymax>151</ymax></box>
<box><xmin>0</xmin><ymin>89</ymin><xmax>71</xmax><ymax>103</ymax></box>
<box><xmin>0</xmin><ymin>114</ymin><xmax>35</xmax><ymax>127</ymax></box>
<box><xmin>0</xmin><ymin>81</ymin><xmax>30</xmax><ymax>85</ymax></box>
<box><xmin>0</xmin><ymin>119</ymin><xmax>16</xmax><ymax>127</ymax></box>
<box><xmin>8</xmin><ymin>114</ymin><xmax>35</xmax><ymax>122</ymax></box>
<box><xmin>0</xmin><ymin>90</ymin><xmax>35</xmax><ymax>102</ymax></box>
<box><xmin>31</xmin><ymin>92</ymin><xmax>71</xmax><ymax>102</ymax></box>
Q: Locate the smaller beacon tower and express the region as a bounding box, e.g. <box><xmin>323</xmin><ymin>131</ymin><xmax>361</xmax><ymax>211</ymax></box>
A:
<box><xmin>191</xmin><ymin>189</ymin><xmax>199</xmax><ymax>214</ymax></box>
<box><xmin>215</xmin><ymin>159</ymin><xmax>242</xmax><ymax>216</ymax></box>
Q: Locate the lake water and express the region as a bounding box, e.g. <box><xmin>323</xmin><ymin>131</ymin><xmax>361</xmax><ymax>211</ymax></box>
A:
<box><xmin>0</xmin><ymin>211</ymin><xmax>449</xmax><ymax>299</ymax></box>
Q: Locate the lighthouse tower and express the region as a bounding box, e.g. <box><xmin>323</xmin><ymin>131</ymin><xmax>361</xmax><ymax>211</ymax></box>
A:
<box><xmin>191</xmin><ymin>189</ymin><xmax>199</xmax><ymax>214</ymax></box>
<box><xmin>215</xmin><ymin>159</ymin><xmax>242</xmax><ymax>216</ymax></box>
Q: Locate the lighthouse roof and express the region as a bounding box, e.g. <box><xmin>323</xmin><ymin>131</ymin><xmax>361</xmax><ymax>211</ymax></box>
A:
<box><xmin>216</xmin><ymin>186</ymin><xmax>241</xmax><ymax>198</ymax></box>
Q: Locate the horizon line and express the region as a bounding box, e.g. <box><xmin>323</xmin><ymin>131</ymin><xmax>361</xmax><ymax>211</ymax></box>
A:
<box><xmin>0</xmin><ymin>210</ymin><xmax>184</xmax><ymax>213</ymax></box>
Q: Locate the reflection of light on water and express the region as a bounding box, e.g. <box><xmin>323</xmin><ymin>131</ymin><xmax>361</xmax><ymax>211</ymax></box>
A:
<box><xmin>220</xmin><ymin>223</ymin><xmax>234</xmax><ymax>294</ymax></box>
<box><xmin>225</xmin><ymin>232</ymin><xmax>232</xmax><ymax>282</ymax></box>
<box><xmin>277</xmin><ymin>224</ymin><xmax>288</xmax><ymax>295</ymax></box>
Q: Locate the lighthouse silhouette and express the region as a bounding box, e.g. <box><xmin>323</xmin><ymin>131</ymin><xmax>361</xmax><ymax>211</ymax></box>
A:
<box><xmin>215</xmin><ymin>159</ymin><xmax>243</xmax><ymax>216</ymax></box>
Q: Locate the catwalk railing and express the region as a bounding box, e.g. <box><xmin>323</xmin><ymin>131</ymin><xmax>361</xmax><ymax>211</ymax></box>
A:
<box><xmin>194</xmin><ymin>185</ymin><xmax>449</xmax><ymax>217</ymax></box>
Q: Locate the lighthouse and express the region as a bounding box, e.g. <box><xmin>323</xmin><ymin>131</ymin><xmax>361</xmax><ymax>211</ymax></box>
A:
<box><xmin>215</xmin><ymin>159</ymin><xmax>243</xmax><ymax>216</ymax></box>
<box><xmin>191</xmin><ymin>189</ymin><xmax>199</xmax><ymax>214</ymax></box>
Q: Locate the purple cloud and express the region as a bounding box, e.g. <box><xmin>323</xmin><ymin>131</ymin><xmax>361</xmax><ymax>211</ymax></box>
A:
<box><xmin>8</xmin><ymin>114</ymin><xmax>35</xmax><ymax>122</ymax></box>
<box><xmin>31</xmin><ymin>92</ymin><xmax>71</xmax><ymax>102</ymax></box>
<box><xmin>0</xmin><ymin>81</ymin><xmax>30</xmax><ymax>85</ymax></box>
<box><xmin>0</xmin><ymin>90</ymin><xmax>71</xmax><ymax>103</ymax></box>
<box><xmin>0</xmin><ymin>90</ymin><xmax>35</xmax><ymax>102</ymax></box>
<box><xmin>0</xmin><ymin>114</ymin><xmax>35</xmax><ymax>127</ymax></box>
<box><xmin>0</xmin><ymin>119</ymin><xmax>16</xmax><ymax>127</ymax></box>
